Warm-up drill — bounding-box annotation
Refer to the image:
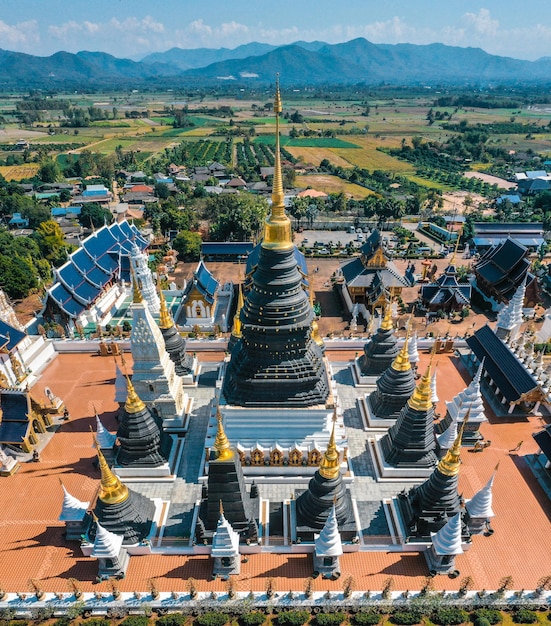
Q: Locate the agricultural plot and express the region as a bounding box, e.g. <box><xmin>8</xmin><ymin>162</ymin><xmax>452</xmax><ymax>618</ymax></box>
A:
<box><xmin>286</xmin><ymin>146</ymin><xmax>352</xmax><ymax>168</ymax></box>
<box><xmin>0</xmin><ymin>163</ymin><xmax>39</xmax><ymax>180</ymax></box>
<box><xmin>333</xmin><ymin>138</ymin><xmax>415</xmax><ymax>172</ymax></box>
<box><xmin>236</xmin><ymin>141</ymin><xmax>276</xmax><ymax>169</ymax></box>
<box><xmin>180</xmin><ymin>139</ymin><xmax>233</xmax><ymax>166</ymax></box>
<box><xmin>253</xmin><ymin>136</ymin><xmax>360</xmax><ymax>148</ymax></box>
<box><xmin>296</xmin><ymin>174</ymin><xmax>377</xmax><ymax>198</ymax></box>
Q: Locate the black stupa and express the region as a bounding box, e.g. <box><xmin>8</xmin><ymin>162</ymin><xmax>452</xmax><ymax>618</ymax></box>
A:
<box><xmin>368</xmin><ymin>335</ymin><xmax>415</xmax><ymax>420</ymax></box>
<box><xmin>295</xmin><ymin>418</ymin><xmax>352</xmax><ymax>530</ymax></box>
<box><xmin>358</xmin><ymin>303</ymin><xmax>399</xmax><ymax>375</ymax></box>
<box><xmin>158</xmin><ymin>290</ymin><xmax>194</xmax><ymax>376</ymax></box>
<box><xmin>222</xmin><ymin>80</ymin><xmax>329</xmax><ymax>408</ymax></box>
<box><xmin>380</xmin><ymin>360</ymin><xmax>439</xmax><ymax>469</ymax></box>
<box><xmin>398</xmin><ymin>418</ymin><xmax>469</xmax><ymax>540</ymax></box>
<box><xmin>116</xmin><ymin>378</ymin><xmax>168</xmax><ymax>467</ymax></box>
<box><xmin>92</xmin><ymin>436</ymin><xmax>155</xmax><ymax>544</ymax></box>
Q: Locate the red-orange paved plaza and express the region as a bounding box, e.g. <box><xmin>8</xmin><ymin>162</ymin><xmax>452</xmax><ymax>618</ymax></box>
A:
<box><xmin>0</xmin><ymin>351</ymin><xmax>550</xmax><ymax>593</ymax></box>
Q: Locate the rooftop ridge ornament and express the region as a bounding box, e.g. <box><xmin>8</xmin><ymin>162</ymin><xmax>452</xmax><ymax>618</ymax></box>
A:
<box><xmin>262</xmin><ymin>73</ymin><xmax>293</xmax><ymax>251</ymax></box>
<box><xmin>214</xmin><ymin>406</ymin><xmax>233</xmax><ymax>461</ymax></box>
<box><xmin>438</xmin><ymin>408</ymin><xmax>470</xmax><ymax>477</ymax></box>
<box><xmin>91</xmin><ymin>429</ymin><xmax>129</xmax><ymax>505</ymax></box>
<box><xmin>124</xmin><ymin>376</ymin><xmax>146</xmax><ymax>414</ymax></box>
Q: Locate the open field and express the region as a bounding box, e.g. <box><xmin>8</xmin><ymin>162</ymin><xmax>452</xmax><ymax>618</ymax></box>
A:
<box><xmin>0</xmin><ymin>163</ymin><xmax>39</xmax><ymax>180</ymax></box>
<box><xmin>296</xmin><ymin>173</ymin><xmax>376</xmax><ymax>198</ymax></box>
<box><xmin>286</xmin><ymin>146</ymin><xmax>352</xmax><ymax>167</ymax></box>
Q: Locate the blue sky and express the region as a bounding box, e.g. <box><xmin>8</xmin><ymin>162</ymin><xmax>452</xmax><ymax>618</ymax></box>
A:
<box><xmin>2</xmin><ymin>0</ymin><xmax>551</xmax><ymax>61</ymax></box>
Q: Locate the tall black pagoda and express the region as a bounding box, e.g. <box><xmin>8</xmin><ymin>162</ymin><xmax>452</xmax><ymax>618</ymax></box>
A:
<box><xmin>158</xmin><ymin>290</ymin><xmax>194</xmax><ymax>376</ymax></box>
<box><xmin>397</xmin><ymin>417</ymin><xmax>469</xmax><ymax>540</ymax></box>
<box><xmin>92</xmin><ymin>435</ymin><xmax>155</xmax><ymax>544</ymax></box>
<box><xmin>368</xmin><ymin>334</ymin><xmax>415</xmax><ymax>420</ymax></box>
<box><xmin>358</xmin><ymin>303</ymin><xmax>399</xmax><ymax>375</ymax></box>
<box><xmin>222</xmin><ymin>79</ymin><xmax>329</xmax><ymax>408</ymax></box>
<box><xmin>379</xmin><ymin>360</ymin><xmax>439</xmax><ymax>470</ymax></box>
<box><xmin>116</xmin><ymin>378</ymin><xmax>169</xmax><ymax>468</ymax></box>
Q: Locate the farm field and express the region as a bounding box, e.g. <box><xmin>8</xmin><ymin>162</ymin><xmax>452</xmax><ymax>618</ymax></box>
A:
<box><xmin>0</xmin><ymin>163</ymin><xmax>39</xmax><ymax>180</ymax></box>
<box><xmin>296</xmin><ymin>173</ymin><xmax>377</xmax><ymax>198</ymax></box>
<box><xmin>286</xmin><ymin>146</ymin><xmax>352</xmax><ymax>167</ymax></box>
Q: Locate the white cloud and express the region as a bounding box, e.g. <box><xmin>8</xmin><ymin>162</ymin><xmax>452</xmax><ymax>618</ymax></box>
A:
<box><xmin>0</xmin><ymin>19</ymin><xmax>40</xmax><ymax>49</ymax></box>
<box><xmin>463</xmin><ymin>8</ymin><xmax>499</xmax><ymax>37</ymax></box>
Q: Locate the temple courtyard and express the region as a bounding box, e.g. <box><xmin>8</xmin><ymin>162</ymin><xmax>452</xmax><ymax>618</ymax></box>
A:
<box><xmin>1</xmin><ymin>349</ymin><xmax>550</xmax><ymax>594</ymax></box>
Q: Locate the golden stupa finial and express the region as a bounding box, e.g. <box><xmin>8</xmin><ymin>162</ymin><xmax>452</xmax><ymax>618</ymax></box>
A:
<box><xmin>91</xmin><ymin>430</ymin><xmax>129</xmax><ymax>505</ymax></box>
<box><xmin>214</xmin><ymin>406</ymin><xmax>233</xmax><ymax>461</ymax></box>
<box><xmin>380</xmin><ymin>300</ymin><xmax>393</xmax><ymax>331</ymax></box>
<box><xmin>407</xmin><ymin>360</ymin><xmax>433</xmax><ymax>412</ymax></box>
<box><xmin>319</xmin><ymin>416</ymin><xmax>340</xmax><ymax>480</ymax></box>
<box><xmin>263</xmin><ymin>73</ymin><xmax>292</xmax><ymax>251</ymax></box>
<box><xmin>131</xmin><ymin>268</ymin><xmax>143</xmax><ymax>304</ymax></box>
<box><xmin>438</xmin><ymin>409</ymin><xmax>470</xmax><ymax>477</ymax></box>
<box><xmin>158</xmin><ymin>289</ymin><xmax>172</xmax><ymax>330</ymax></box>
<box><xmin>124</xmin><ymin>375</ymin><xmax>145</xmax><ymax>414</ymax></box>
<box><xmin>450</xmin><ymin>228</ymin><xmax>462</xmax><ymax>267</ymax></box>
<box><xmin>309</xmin><ymin>284</ymin><xmax>324</xmax><ymax>348</ymax></box>
<box><xmin>391</xmin><ymin>324</ymin><xmax>411</xmax><ymax>372</ymax></box>
<box><xmin>219</xmin><ymin>499</ymin><xmax>224</xmax><ymax>516</ymax></box>
<box><xmin>232</xmin><ymin>284</ymin><xmax>244</xmax><ymax>338</ymax></box>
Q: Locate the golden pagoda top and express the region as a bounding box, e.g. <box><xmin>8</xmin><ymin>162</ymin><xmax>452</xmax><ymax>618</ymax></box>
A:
<box><xmin>392</xmin><ymin>330</ymin><xmax>411</xmax><ymax>373</ymax></box>
<box><xmin>124</xmin><ymin>376</ymin><xmax>146</xmax><ymax>414</ymax></box>
<box><xmin>158</xmin><ymin>289</ymin><xmax>173</xmax><ymax>330</ymax></box>
<box><xmin>214</xmin><ymin>406</ymin><xmax>233</xmax><ymax>461</ymax></box>
<box><xmin>262</xmin><ymin>74</ymin><xmax>293</xmax><ymax>251</ymax></box>
<box><xmin>132</xmin><ymin>271</ymin><xmax>143</xmax><ymax>304</ymax></box>
<box><xmin>93</xmin><ymin>433</ymin><xmax>129</xmax><ymax>505</ymax></box>
<box><xmin>309</xmin><ymin>285</ymin><xmax>324</xmax><ymax>348</ymax></box>
<box><xmin>319</xmin><ymin>413</ymin><xmax>340</xmax><ymax>480</ymax></box>
<box><xmin>438</xmin><ymin>410</ymin><xmax>469</xmax><ymax>477</ymax></box>
<box><xmin>232</xmin><ymin>284</ymin><xmax>244</xmax><ymax>338</ymax></box>
<box><xmin>380</xmin><ymin>301</ymin><xmax>393</xmax><ymax>331</ymax></box>
<box><xmin>407</xmin><ymin>359</ymin><xmax>433</xmax><ymax>412</ymax></box>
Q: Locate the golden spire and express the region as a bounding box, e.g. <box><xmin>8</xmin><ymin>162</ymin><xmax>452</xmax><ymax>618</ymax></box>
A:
<box><xmin>391</xmin><ymin>326</ymin><xmax>411</xmax><ymax>372</ymax></box>
<box><xmin>380</xmin><ymin>300</ymin><xmax>393</xmax><ymax>331</ymax></box>
<box><xmin>232</xmin><ymin>284</ymin><xmax>244</xmax><ymax>338</ymax></box>
<box><xmin>214</xmin><ymin>406</ymin><xmax>233</xmax><ymax>461</ymax></box>
<box><xmin>319</xmin><ymin>413</ymin><xmax>340</xmax><ymax>480</ymax></box>
<box><xmin>131</xmin><ymin>270</ymin><xmax>143</xmax><ymax>304</ymax></box>
<box><xmin>263</xmin><ymin>74</ymin><xmax>293</xmax><ymax>251</ymax></box>
<box><xmin>407</xmin><ymin>359</ymin><xmax>433</xmax><ymax>412</ymax></box>
<box><xmin>158</xmin><ymin>289</ymin><xmax>172</xmax><ymax>330</ymax></box>
<box><xmin>92</xmin><ymin>432</ymin><xmax>129</xmax><ymax>505</ymax></box>
<box><xmin>438</xmin><ymin>409</ymin><xmax>469</xmax><ymax>477</ymax></box>
<box><xmin>124</xmin><ymin>376</ymin><xmax>145</xmax><ymax>414</ymax></box>
<box><xmin>309</xmin><ymin>284</ymin><xmax>324</xmax><ymax>348</ymax></box>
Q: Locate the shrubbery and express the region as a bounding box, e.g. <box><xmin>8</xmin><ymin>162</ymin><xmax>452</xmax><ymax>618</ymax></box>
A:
<box><xmin>276</xmin><ymin>611</ymin><xmax>311</xmax><ymax>626</ymax></box>
<box><xmin>352</xmin><ymin>612</ymin><xmax>380</xmax><ymax>626</ymax></box>
<box><xmin>240</xmin><ymin>613</ymin><xmax>266</xmax><ymax>626</ymax></box>
<box><xmin>121</xmin><ymin>617</ymin><xmax>149</xmax><ymax>626</ymax></box>
<box><xmin>473</xmin><ymin>619</ymin><xmax>491</xmax><ymax>626</ymax></box>
<box><xmin>313</xmin><ymin>613</ymin><xmax>346</xmax><ymax>626</ymax></box>
<box><xmin>389</xmin><ymin>611</ymin><xmax>422</xmax><ymax>625</ymax></box>
<box><xmin>431</xmin><ymin>608</ymin><xmax>468</xmax><ymax>625</ymax></box>
<box><xmin>471</xmin><ymin>609</ymin><xmax>503</xmax><ymax>624</ymax></box>
<box><xmin>194</xmin><ymin>614</ymin><xmax>229</xmax><ymax>626</ymax></box>
<box><xmin>156</xmin><ymin>615</ymin><xmax>186</xmax><ymax>626</ymax></box>
<box><xmin>512</xmin><ymin>610</ymin><xmax>538</xmax><ymax>624</ymax></box>
<box><xmin>82</xmin><ymin>620</ymin><xmax>110</xmax><ymax>626</ymax></box>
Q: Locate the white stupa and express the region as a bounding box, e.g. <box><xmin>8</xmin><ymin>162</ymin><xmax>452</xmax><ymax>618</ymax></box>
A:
<box><xmin>466</xmin><ymin>470</ymin><xmax>496</xmax><ymax>520</ymax></box>
<box><xmin>495</xmin><ymin>276</ymin><xmax>527</xmax><ymax>342</ymax></box>
<box><xmin>211</xmin><ymin>508</ymin><xmax>240</xmax><ymax>577</ymax></box>
<box><xmin>91</xmin><ymin>520</ymin><xmax>124</xmax><ymax>560</ymax></box>
<box><xmin>444</xmin><ymin>359</ymin><xmax>487</xmax><ymax>441</ymax></box>
<box><xmin>130</xmin><ymin>242</ymin><xmax>160</xmax><ymax>315</ymax></box>
<box><xmin>437</xmin><ymin>415</ymin><xmax>458</xmax><ymax>451</ymax></box>
<box><xmin>408</xmin><ymin>332</ymin><xmax>420</xmax><ymax>365</ymax></box>
<box><xmin>58</xmin><ymin>480</ymin><xmax>91</xmax><ymax>540</ymax></box>
<box><xmin>431</xmin><ymin>365</ymin><xmax>439</xmax><ymax>404</ymax></box>
<box><xmin>431</xmin><ymin>511</ymin><xmax>464</xmax><ymax>556</ymax></box>
<box><xmin>313</xmin><ymin>504</ymin><xmax>343</xmax><ymax>578</ymax></box>
<box><xmin>95</xmin><ymin>413</ymin><xmax>117</xmax><ymax>450</ymax></box>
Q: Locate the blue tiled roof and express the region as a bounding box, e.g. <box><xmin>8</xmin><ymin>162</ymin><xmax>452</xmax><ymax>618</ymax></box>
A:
<box><xmin>1</xmin><ymin>392</ymin><xmax>29</xmax><ymax>421</ymax></box>
<box><xmin>0</xmin><ymin>320</ymin><xmax>26</xmax><ymax>350</ymax></box>
<box><xmin>0</xmin><ymin>420</ymin><xmax>29</xmax><ymax>444</ymax></box>
<box><xmin>195</xmin><ymin>260</ymin><xmax>219</xmax><ymax>299</ymax></box>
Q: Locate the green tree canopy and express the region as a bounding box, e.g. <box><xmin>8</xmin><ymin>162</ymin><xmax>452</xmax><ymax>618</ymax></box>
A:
<box><xmin>32</xmin><ymin>220</ymin><xmax>69</xmax><ymax>266</ymax></box>
<box><xmin>172</xmin><ymin>230</ymin><xmax>202</xmax><ymax>262</ymax></box>
<box><xmin>206</xmin><ymin>193</ymin><xmax>268</xmax><ymax>242</ymax></box>
<box><xmin>78</xmin><ymin>203</ymin><xmax>113</xmax><ymax>228</ymax></box>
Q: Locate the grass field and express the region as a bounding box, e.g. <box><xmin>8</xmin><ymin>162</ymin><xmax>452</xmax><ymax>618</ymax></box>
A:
<box><xmin>0</xmin><ymin>164</ymin><xmax>40</xmax><ymax>180</ymax></box>
<box><xmin>254</xmin><ymin>136</ymin><xmax>360</xmax><ymax>148</ymax></box>
<box><xmin>286</xmin><ymin>146</ymin><xmax>353</xmax><ymax>168</ymax></box>
<box><xmin>296</xmin><ymin>174</ymin><xmax>377</xmax><ymax>198</ymax></box>
<box><xmin>332</xmin><ymin>136</ymin><xmax>415</xmax><ymax>172</ymax></box>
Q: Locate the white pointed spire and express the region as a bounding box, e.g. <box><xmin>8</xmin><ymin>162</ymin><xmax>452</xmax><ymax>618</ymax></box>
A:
<box><xmin>437</xmin><ymin>416</ymin><xmax>458</xmax><ymax>450</ymax></box>
<box><xmin>95</xmin><ymin>413</ymin><xmax>117</xmax><ymax>449</ymax></box>
<box><xmin>408</xmin><ymin>332</ymin><xmax>420</xmax><ymax>364</ymax></box>
<box><xmin>431</xmin><ymin>366</ymin><xmax>439</xmax><ymax>404</ymax></box>
<box><xmin>211</xmin><ymin>510</ymin><xmax>240</xmax><ymax>558</ymax></box>
<box><xmin>466</xmin><ymin>472</ymin><xmax>496</xmax><ymax>519</ymax></box>
<box><xmin>130</xmin><ymin>241</ymin><xmax>160</xmax><ymax>314</ymax></box>
<box><xmin>315</xmin><ymin>504</ymin><xmax>343</xmax><ymax>557</ymax></box>
<box><xmin>496</xmin><ymin>276</ymin><xmax>527</xmax><ymax>340</ymax></box>
<box><xmin>445</xmin><ymin>359</ymin><xmax>486</xmax><ymax>427</ymax></box>
<box><xmin>58</xmin><ymin>483</ymin><xmax>89</xmax><ymax>522</ymax></box>
<box><xmin>430</xmin><ymin>512</ymin><xmax>464</xmax><ymax>556</ymax></box>
<box><xmin>91</xmin><ymin>519</ymin><xmax>124</xmax><ymax>559</ymax></box>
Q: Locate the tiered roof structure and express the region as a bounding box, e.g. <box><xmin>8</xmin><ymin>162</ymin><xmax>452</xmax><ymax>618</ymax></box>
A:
<box><xmin>495</xmin><ymin>276</ymin><xmax>527</xmax><ymax>341</ymax></box>
<box><xmin>130</xmin><ymin>241</ymin><xmax>160</xmax><ymax>314</ymax></box>
<box><xmin>358</xmin><ymin>303</ymin><xmax>399</xmax><ymax>376</ymax></box>
<box><xmin>222</xmin><ymin>78</ymin><xmax>329</xmax><ymax>407</ymax></box>
<box><xmin>158</xmin><ymin>290</ymin><xmax>194</xmax><ymax>376</ymax></box>
<box><xmin>420</xmin><ymin>261</ymin><xmax>471</xmax><ymax>313</ymax></box>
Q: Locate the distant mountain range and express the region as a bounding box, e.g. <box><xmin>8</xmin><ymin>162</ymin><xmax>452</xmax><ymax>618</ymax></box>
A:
<box><xmin>1</xmin><ymin>38</ymin><xmax>550</xmax><ymax>88</ymax></box>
